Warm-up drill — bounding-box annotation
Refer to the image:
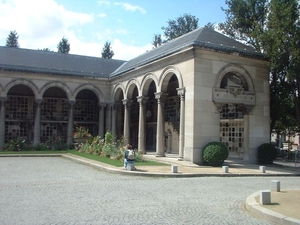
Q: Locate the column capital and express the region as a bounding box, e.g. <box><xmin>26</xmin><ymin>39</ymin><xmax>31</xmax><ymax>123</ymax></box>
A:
<box><xmin>98</xmin><ymin>102</ymin><xmax>106</xmax><ymax>108</ymax></box>
<box><xmin>176</xmin><ymin>87</ymin><xmax>185</xmax><ymax>96</ymax></box>
<box><xmin>35</xmin><ymin>98</ymin><xmax>43</xmax><ymax>105</ymax></box>
<box><xmin>0</xmin><ymin>97</ymin><xmax>7</xmax><ymax>103</ymax></box>
<box><xmin>137</xmin><ymin>96</ymin><xmax>149</xmax><ymax>104</ymax></box>
<box><xmin>122</xmin><ymin>99</ymin><xmax>133</xmax><ymax>106</ymax></box>
<box><xmin>154</xmin><ymin>92</ymin><xmax>168</xmax><ymax>102</ymax></box>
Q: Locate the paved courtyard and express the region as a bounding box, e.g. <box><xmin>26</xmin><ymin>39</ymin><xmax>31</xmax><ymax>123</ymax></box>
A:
<box><xmin>0</xmin><ymin>157</ymin><xmax>299</xmax><ymax>225</ymax></box>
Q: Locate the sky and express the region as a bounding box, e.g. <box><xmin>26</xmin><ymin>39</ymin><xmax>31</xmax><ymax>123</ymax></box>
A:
<box><xmin>0</xmin><ymin>0</ymin><xmax>228</xmax><ymax>61</ymax></box>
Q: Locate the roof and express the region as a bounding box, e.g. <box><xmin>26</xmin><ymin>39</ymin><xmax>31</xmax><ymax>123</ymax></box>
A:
<box><xmin>110</xmin><ymin>27</ymin><xmax>264</xmax><ymax>77</ymax></box>
<box><xmin>0</xmin><ymin>46</ymin><xmax>126</xmax><ymax>78</ymax></box>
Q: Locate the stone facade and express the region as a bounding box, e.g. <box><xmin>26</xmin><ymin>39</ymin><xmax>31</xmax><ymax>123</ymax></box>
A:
<box><xmin>0</xmin><ymin>27</ymin><xmax>270</xmax><ymax>164</ymax></box>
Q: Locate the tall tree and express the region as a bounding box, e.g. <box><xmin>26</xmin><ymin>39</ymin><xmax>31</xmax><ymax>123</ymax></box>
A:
<box><xmin>57</xmin><ymin>37</ymin><xmax>70</xmax><ymax>54</ymax></box>
<box><xmin>101</xmin><ymin>41</ymin><xmax>114</xmax><ymax>59</ymax></box>
<box><xmin>152</xmin><ymin>34</ymin><xmax>163</xmax><ymax>48</ymax></box>
<box><xmin>219</xmin><ymin>0</ymin><xmax>300</xmax><ymax>134</ymax></box>
<box><xmin>6</xmin><ymin>30</ymin><xmax>19</xmax><ymax>47</ymax></box>
<box><xmin>161</xmin><ymin>13</ymin><xmax>199</xmax><ymax>41</ymax></box>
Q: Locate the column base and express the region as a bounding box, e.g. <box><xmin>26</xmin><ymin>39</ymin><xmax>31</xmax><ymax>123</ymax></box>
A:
<box><xmin>178</xmin><ymin>157</ymin><xmax>183</xmax><ymax>161</ymax></box>
<box><xmin>155</xmin><ymin>153</ymin><xmax>166</xmax><ymax>157</ymax></box>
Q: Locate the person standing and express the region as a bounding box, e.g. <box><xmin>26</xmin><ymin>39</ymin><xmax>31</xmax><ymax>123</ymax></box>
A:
<box><xmin>124</xmin><ymin>144</ymin><xmax>135</xmax><ymax>170</ymax></box>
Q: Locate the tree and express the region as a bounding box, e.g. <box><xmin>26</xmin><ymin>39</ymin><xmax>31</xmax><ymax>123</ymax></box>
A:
<box><xmin>205</xmin><ymin>22</ymin><xmax>216</xmax><ymax>30</ymax></box>
<box><xmin>101</xmin><ymin>41</ymin><xmax>114</xmax><ymax>59</ymax></box>
<box><xmin>152</xmin><ymin>34</ymin><xmax>163</xmax><ymax>48</ymax></box>
<box><xmin>6</xmin><ymin>30</ymin><xmax>19</xmax><ymax>47</ymax></box>
<box><xmin>161</xmin><ymin>13</ymin><xmax>199</xmax><ymax>41</ymax></box>
<box><xmin>57</xmin><ymin>37</ymin><xmax>70</xmax><ymax>54</ymax></box>
<box><xmin>38</xmin><ymin>48</ymin><xmax>52</xmax><ymax>52</ymax></box>
<box><xmin>219</xmin><ymin>0</ymin><xmax>300</xmax><ymax>135</ymax></box>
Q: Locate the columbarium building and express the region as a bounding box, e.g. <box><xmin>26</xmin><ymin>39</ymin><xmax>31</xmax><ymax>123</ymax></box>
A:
<box><xmin>0</xmin><ymin>27</ymin><xmax>270</xmax><ymax>164</ymax></box>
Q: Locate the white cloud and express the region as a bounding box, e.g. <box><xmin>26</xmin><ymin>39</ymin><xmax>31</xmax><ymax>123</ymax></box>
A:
<box><xmin>98</xmin><ymin>0</ymin><xmax>110</xmax><ymax>6</ymax></box>
<box><xmin>0</xmin><ymin>0</ymin><xmax>93</xmax><ymax>50</ymax></box>
<box><xmin>114</xmin><ymin>2</ymin><xmax>146</xmax><ymax>14</ymax></box>
<box><xmin>112</xmin><ymin>39</ymin><xmax>152</xmax><ymax>60</ymax></box>
<box><xmin>98</xmin><ymin>13</ymin><xmax>107</xmax><ymax>18</ymax></box>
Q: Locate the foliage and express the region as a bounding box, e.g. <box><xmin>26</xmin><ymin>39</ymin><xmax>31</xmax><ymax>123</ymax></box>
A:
<box><xmin>219</xmin><ymin>0</ymin><xmax>300</xmax><ymax>135</ymax></box>
<box><xmin>162</xmin><ymin>13</ymin><xmax>199</xmax><ymax>41</ymax></box>
<box><xmin>73</xmin><ymin>126</ymin><xmax>92</xmax><ymax>138</ymax></box>
<box><xmin>152</xmin><ymin>34</ymin><xmax>163</xmax><ymax>48</ymax></box>
<box><xmin>202</xmin><ymin>142</ymin><xmax>229</xmax><ymax>166</ymax></box>
<box><xmin>6</xmin><ymin>30</ymin><xmax>19</xmax><ymax>47</ymax></box>
<box><xmin>4</xmin><ymin>137</ymin><xmax>27</xmax><ymax>151</ymax></box>
<box><xmin>57</xmin><ymin>37</ymin><xmax>70</xmax><ymax>54</ymax></box>
<box><xmin>257</xmin><ymin>143</ymin><xmax>277</xmax><ymax>164</ymax></box>
<box><xmin>101</xmin><ymin>41</ymin><xmax>114</xmax><ymax>59</ymax></box>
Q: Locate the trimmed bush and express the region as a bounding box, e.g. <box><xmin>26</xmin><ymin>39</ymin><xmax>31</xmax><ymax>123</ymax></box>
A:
<box><xmin>202</xmin><ymin>142</ymin><xmax>229</xmax><ymax>166</ymax></box>
<box><xmin>257</xmin><ymin>143</ymin><xmax>277</xmax><ymax>164</ymax></box>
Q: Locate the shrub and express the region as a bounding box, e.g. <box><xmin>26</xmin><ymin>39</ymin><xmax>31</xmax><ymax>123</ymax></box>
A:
<box><xmin>4</xmin><ymin>137</ymin><xmax>27</xmax><ymax>151</ymax></box>
<box><xmin>257</xmin><ymin>143</ymin><xmax>277</xmax><ymax>164</ymax></box>
<box><xmin>202</xmin><ymin>142</ymin><xmax>229</xmax><ymax>166</ymax></box>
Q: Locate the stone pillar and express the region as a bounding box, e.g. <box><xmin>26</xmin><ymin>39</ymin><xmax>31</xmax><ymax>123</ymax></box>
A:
<box><xmin>123</xmin><ymin>99</ymin><xmax>132</xmax><ymax>145</ymax></box>
<box><xmin>0</xmin><ymin>98</ymin><xmax>7</xmax><ymax>148</ymax></box>
<box><xmin>33</xmin><ymin>99</ymin><xmax>43</xmax><ymax>145</ymax></box>
<box><xmin>111</xmin><ymin>103</ymin><xmax>119</xmax><ymax>136</ymax></box>
<box><xmin>155</xmin><ymin>92</ymin><xmax>167</xmax><ymax>157</ymax></box>
<box><xmin>105</xmin><ymin>103</ymin><xmax>113</xmax><ymax>132</ymax></box>
<box><xmin>137</xmin><ymin>96</ymin><xmax>148</xmax><ymax>154</ymax></box>
<box><xmin>67</xmin><ymin>100</ymin><xmax>75</xmax><ymax>144</ymax></box>
<box><xmin>167</xmin><ymin>131</ymin><xmax>172</xmax><ymax>153</ymax></box>
<box><xmin>98</xmin><ymin>103</ymin><xmax>106</xmax><ymax>138</ymax></box>
<box><xmin>177</xmin><ymin>87</ymin><xmax>185</xmax><ymax>160</ymax></box>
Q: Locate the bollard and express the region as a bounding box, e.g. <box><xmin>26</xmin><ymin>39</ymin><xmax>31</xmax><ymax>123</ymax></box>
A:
<box><xmin>222</xmin><ymin>166</ymin><xmax>229</xmax><ymax>173</ymax></box>
<box><xmin>259</xmin><ymin>166</ymin><xmax>266</xmax><ymax>173</ymax></box>
<box><xmin>271</xmin><ymin>180</ymin><xmax>280</xmax><ymax>192</ymax></box>
<box><xmin>171</xmin><ymin>165</ymin><xmax>178</xmax><ymax>173</ymax></box>
<box><xmin>260</xmin><ymin>190</ymin><xmax>271</xmax><ymax>205</ymax></box>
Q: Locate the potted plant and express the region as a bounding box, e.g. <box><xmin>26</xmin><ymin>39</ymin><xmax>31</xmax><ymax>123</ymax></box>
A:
<box><xmin>73</xmin><ymin>126</ymin><xmax>91</xmax><ymax>143</ymax></box>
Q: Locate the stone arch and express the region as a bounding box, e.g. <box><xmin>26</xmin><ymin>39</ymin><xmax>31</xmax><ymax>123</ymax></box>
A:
<box><xmin>126</xmin><ymin>79</ymin><xmax>140</xmax><ymax>99</ymax></box>
<box><xmin>73</xmin><ymin>84</ymin><xmax>103</xmax><ymax>102</ymax></box>
<box><xmin>159</xmin><ymin>65</ymin><xmax>184</xmax><ymax>92</ymax></box>
<box><xmin>40</xmin><ymin>81</ymin><xmax>72</xmax><ymax>100</ymax></box>
<box><xmin>215</xmin><ymin>64</ymin><xmax>255</xmax><ymax>92</ymax></box>
<box><xmin>4</xmin><ymin>78</ymin><xmax>39</xmax><ymax>98</ymax></box>
<box><xmin>141</xmin><ymin>73</ymin><xmax>158</xmax><ymax>96</ymax></box>
<box><xmin>112</xmin><ymin>84</ymin><xmax>125</xmax><ymax>102</ymax></box>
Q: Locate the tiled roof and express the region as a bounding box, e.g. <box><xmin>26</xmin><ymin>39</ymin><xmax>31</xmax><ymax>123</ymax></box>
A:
<box><xmin>110</xmin><ymin>27</ymin><xmax>264</xmax><ymax>77</ymax></box>
<box><xmin>0</xmin><ymin>46</ymin><xmax>126</xmax><ymax>78</ymax></box>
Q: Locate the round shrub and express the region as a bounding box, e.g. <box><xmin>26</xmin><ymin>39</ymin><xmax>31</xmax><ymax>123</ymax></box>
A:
<box><xmin>202</xmin><ymin>142</ymin><xmax>229</xmax><ymax>166</ymax></box>
<box><xmin>257</xmin><ymin>143</ymin><xmax>277</xmax><ymax>164</ymax></box>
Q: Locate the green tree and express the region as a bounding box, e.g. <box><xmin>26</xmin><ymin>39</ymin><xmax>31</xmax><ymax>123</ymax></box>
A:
<box><xmin>161</xmin><ymin>13</ymin><xmax>199</xmax><ymax>41</ymax></box>
<box><xmin>219</xmin><ymin>0</ymin><xmax>300</xmax><ymax>134</ymax></box>
<box><xmin>38</xmin><ymin>48</ymin><xmax>52</xmax><ymax>51</ymax></box>
<box><xmin>57</xmin><ymin>37</ymin><xmax>70</xmax><ymax>54</ymax></box>
<box><xmin>152</xmin><ymin>34</ymin><xmax>163</xmax><ymax>48</ymax></box>
<box><xmin>101</xmin><ymin>41</ymin><xmax>114</xmax><ymax>59</ymax></box>
<box><xmin>6</xmin><ymin>30</ymin><xmax>19</xmax><ymax>47</ymax></box>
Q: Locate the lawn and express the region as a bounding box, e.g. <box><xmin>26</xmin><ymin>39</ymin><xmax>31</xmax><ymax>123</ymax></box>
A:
<box><xmin>0</xmin><ymin>150</ymin><xmax>168</xmax><ymax>167</ymax></box>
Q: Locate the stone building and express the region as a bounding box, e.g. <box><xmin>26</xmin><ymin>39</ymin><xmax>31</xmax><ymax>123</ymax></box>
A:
<box><xmin>0</xmin><ymin>27</ymin><xmax>270</xmax><ymax>163</ymax></box>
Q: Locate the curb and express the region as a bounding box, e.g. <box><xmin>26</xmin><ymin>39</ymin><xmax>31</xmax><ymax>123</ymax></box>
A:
<box><xmin>246</xmin><ymin>191</ymin><xmax>300</xmax><ymax>225</ymax></box>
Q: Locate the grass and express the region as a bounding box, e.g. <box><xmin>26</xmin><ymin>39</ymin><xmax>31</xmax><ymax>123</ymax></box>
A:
<box><xmin>0</xmin><ymin>149</ymin><xmax>168</xmax><ymax>167</ymax></box>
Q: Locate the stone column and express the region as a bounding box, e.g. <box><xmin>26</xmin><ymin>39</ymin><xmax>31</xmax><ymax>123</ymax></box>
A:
<box><xmin>137</xmin><ymin>96</ymin><xmax>148</xmax><ymax>154</ymax></box>
<box><xmin>111</xmin><ymin>103</ymin><xmax>117</xmax><ymax>136</ymax></box>
<box><xmin>105</xmin><ymin>103</ymin><xmax>113</xmax><ymax>133</ymax></box>
<box><xmin>67</xmin><ymin>100</ymin><xmax>75</xmax><ymax>144</ymax></box>
<box><xmin>33</xmin><ymin>99</ymin><xmax>43</xmax><ymax>145</ymax></box>
<box><xmin>98</xmin><ymin>103</ymin><xmax>106</xmax><ymax>138</ymax></box>
<box><xmin>122</xmin><ymin>99</ymin><xmax>132</xmax><ymax>145</ymax></box>
<box><xmin>0</xmin><ymin>98</ymin><xmax>7</xmax><ymax>148</ymax></box>
<box><xmin>155</xmin><ymin>92</ymin><xmax>167</xmax><ymax>157</ymax></box>
<box><xmin>177</xmin><ymin>87</ymin><xmax>185</xmax><ymax>160</ymax></box>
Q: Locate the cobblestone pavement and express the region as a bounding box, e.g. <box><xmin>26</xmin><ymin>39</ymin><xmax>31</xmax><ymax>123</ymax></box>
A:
<box><xmin>0</xmin><ymin>157</ymin><xmax>299</xmax><ymax>225</ymax></box>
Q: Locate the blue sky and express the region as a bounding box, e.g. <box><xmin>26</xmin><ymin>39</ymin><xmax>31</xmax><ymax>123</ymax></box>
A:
<box><xmin>0</xmin><ymin>0</ymin><xmax>227</xmax><ymax>60</ymax></box>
